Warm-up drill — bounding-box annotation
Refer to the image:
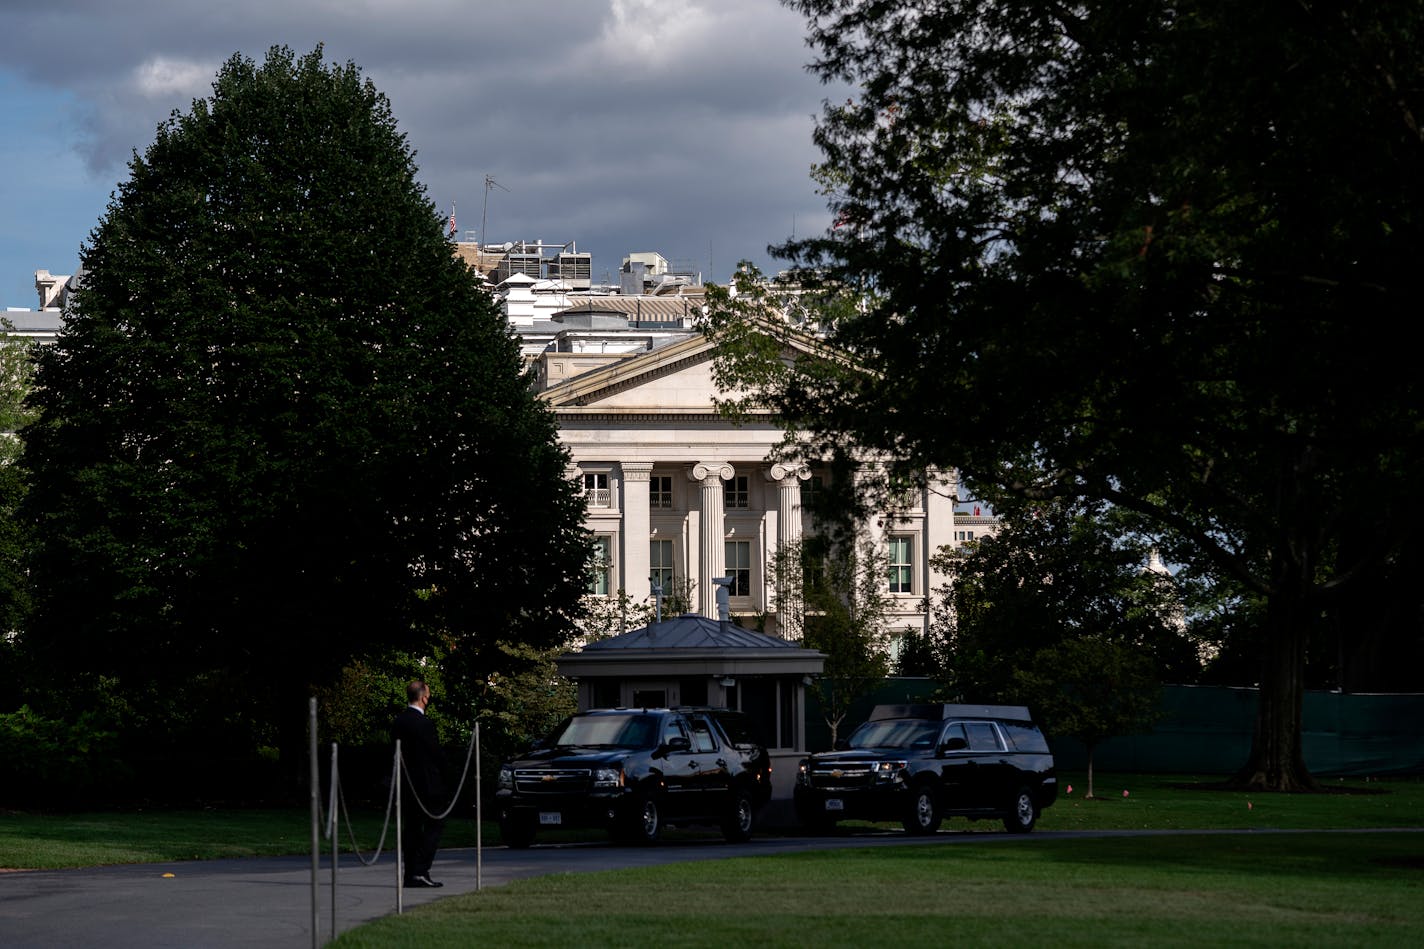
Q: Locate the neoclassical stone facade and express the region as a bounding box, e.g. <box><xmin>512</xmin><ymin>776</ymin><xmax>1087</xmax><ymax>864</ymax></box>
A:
<box><xmin>536</xmin><ymin>332</ymin><xmax>959</xmax><ymax>644</ymax></box>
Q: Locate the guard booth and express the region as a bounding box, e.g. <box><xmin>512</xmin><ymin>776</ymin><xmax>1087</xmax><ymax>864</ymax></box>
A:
<box><xmin>556</xmin><ymin>614</ymin><xmax>825</xmax><ymax>801</ymax></box>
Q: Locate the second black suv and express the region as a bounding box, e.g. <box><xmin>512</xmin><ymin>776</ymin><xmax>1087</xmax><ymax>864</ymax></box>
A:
<box><xmin>794</xmin><ymin>703</ymin><xmax>1057</xmax><ymax>834</ymax></box>
<box><xmin>496</xmin><ymin>707</ymin><xmax>772</xmax><ymax>847</ymax></box>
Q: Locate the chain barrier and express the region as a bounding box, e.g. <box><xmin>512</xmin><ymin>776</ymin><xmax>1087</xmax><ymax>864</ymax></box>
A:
<box><xmin>319</xmin><ymin>721</ymin><xmax>478</xmax><ymax>862</ymax></box>
<box><xmin>396</xmin><ymin>722</ymin><xmax>480</xmax><ymax>821</ymax></box>
<box><xmin>311</xmin><ymin>713</ymin><xmax>484</xmax><ymax>939</ymax></box>
<box><xmin>328</xmin><ymin>749</ymin><xmax>399</xmax><ymax>867</ymax></box>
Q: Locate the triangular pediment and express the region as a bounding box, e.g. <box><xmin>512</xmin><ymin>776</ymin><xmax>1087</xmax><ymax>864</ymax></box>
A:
<box><xmin>537</xmin><ymin>319</ymin><xmax>837</xmax><ymax>415</ymax></box>
<box><xmin>537</xmin><ymin>335</ymin><xmax>723</xmax><ymax>412</ymax></box>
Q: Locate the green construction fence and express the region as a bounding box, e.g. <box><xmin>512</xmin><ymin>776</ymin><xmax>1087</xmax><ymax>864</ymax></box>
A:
<box><xmin>806</xmin><ymin>680</ymin><xmax>1424</xmax><ymax>776</ymax></box>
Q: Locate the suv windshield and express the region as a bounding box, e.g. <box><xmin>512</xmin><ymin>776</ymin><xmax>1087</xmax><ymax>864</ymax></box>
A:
<box><xmin>847</xmin><ymin>719</ymin><xmax>940</xmax><ymax>750</ymax></box>
<box><xmin>553</xmin><ymin>713</ymin><xmax>659</xmax><ymax>749</ymax></box>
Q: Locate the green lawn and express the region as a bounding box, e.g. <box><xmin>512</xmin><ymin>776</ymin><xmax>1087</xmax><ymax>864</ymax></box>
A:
<box><xmin>4</xmin><ymin>773</ymin><xmax>1422</xmax><ymax>947</ymax></box>
<box><xmin>0</xmin><ymin>807</ymin><xmax>485</xmax><ymax>870</ymax></box>
<box><xmin>330</xmin><ymin>832</ymin><xmax>1424</xmax><ymax>948</ymax></box>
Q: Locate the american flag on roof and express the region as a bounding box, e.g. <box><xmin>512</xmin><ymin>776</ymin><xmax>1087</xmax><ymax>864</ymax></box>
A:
<box><xmin>447</xmin><ymin>202</ymin><xmax>456</xmax><ymax>238</ymax></box>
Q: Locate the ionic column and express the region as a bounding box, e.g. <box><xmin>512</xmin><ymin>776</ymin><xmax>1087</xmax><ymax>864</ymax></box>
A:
<box><xmin>766</xmin><ymin>462</ymin><xmax>811</xmax><ymax>549</ymax></box>
<box><xmin>688</xmin><ymin>462</ymin><xmax>734</xmax><ymax>618</ymax></box>
<box><xmin>620</xmin><ymin>462</ymin><xmax>654</xmax><ymax>603</ymax></box>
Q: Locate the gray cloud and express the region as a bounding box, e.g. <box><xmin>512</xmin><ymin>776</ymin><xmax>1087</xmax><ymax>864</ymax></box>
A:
<box><xmin>3</xmin><ymin>0</ymin><xmax>836</xmax><ymax>283</ymax></box>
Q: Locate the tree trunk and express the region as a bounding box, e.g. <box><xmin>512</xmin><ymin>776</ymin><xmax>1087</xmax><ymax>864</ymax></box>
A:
<box><xmin>1231</xmin><ymin>548</ymin><xmax>1318</xmax><ymax>792</ymax></box>
<box><xmin>1085</xmin><ymin>745</ymin><xmax>1096</xmax><ymax>800</ymax></box>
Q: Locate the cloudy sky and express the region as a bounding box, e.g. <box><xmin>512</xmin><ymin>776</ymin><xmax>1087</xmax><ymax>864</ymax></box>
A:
<box><xmin>1</xmin><ymin>0</ymin><xmax>839</xmax><ymax>309</ymax></box>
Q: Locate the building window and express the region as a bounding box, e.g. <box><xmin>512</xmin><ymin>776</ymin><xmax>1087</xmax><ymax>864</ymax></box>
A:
<box><xmin>583</xmin><ymin>472</ymin><xmax>610</xmax><ymax>508</ymax></box>
<box><xmin>888</xmin><ymin>535</ymin><xmax>913</xmax><ymax>594</ymax></box>
<box><xmin>724</xmin><ymin>474</ymin><xmax>749</xmax><ymax>509</ymax></box>
<box><xmin>800</xmin><ymin>474</ymin><xmax>823</xmax><ymax>507</ymax></box>
<box><xmin>725</xmin><ymin>540</ymin><xmax>751</xmax><ymax>596</ymax></box>
<box><xmin>650</xmin><ymin>475</ymin><xmax>673</xmax><ymax>509</ymax></box>
<box><xmin>650</xmin><ymin>539</ymin><xmax>675</xmax><ymax>592</ymax></box>
<box><xmin>587</xmin><ymin>535</ymin><xmax>612</xmax><ymax>595</ymax></box>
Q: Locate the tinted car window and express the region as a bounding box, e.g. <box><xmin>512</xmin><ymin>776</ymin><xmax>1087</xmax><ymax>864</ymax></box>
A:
<box><xmin>940</xmin><ymin>722</ymin><xmax>967</xmax><ymax>749</ymax></box>
<box><xmin>964</xmin><ymin>721</ymin><xmax>1004</xmax><ymax>751</ymax></box>
<box><xmin>1002</xmin><ymin>722</ymin><xmax>1051</xmax><ymax>753</ymax></box>
<box><xmin>688</xmin><ymin>717</ymin><xmax>718</xmax><ymax>753</ymax></box>
<box><xmin>848</xmin><ymin>719</ymin><xmax>940</xmax><ymax>750</ymax></box>
<box><xmin>662</xmin><ymin>717</ymin><xmax>690</xmax><ymax>745</ymax></box>
<box><xmin>552</xmin><ymin>713</ymin><xmax>658</xmax><ymax>749</ymax></box>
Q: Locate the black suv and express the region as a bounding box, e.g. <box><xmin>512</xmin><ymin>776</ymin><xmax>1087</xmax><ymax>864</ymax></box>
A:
<box><xmin>496</xmin><ymin>707</ymin><xmax>772</xmax><ymax>847</ymax></box>
<box><xmin>794</xmin><ymin>703</ymin><xmax>1057</xmax><ymax>834</ymax></box>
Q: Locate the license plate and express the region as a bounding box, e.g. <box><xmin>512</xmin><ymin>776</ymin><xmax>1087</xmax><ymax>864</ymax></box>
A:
<box><xmin>539</xmin><ymin>812</ymin><xmax>562</xmax><ymax>825</ymax></box>
<box><xmin>824</xmin><ymin>798</ymin><xmax>844</xmax><ymax>812</ymax></box>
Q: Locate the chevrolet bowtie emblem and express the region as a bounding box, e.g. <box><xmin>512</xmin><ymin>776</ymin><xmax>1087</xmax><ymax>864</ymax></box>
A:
<box><xmin>542</xmin><ymin>775</ymin><xmax>556</xmax><ymax>782</ymax></box>
<box><xmin>831</xmin><ymin>769</ymin><xmax>844</xmax><ymax>779</ymax></box>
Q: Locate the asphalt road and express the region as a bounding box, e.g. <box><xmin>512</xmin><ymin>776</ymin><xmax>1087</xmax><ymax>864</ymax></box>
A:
<box><xmin>4</xmin><ymin>825</ymin><xmax>1418</xmax><ymax>948</ymax></box>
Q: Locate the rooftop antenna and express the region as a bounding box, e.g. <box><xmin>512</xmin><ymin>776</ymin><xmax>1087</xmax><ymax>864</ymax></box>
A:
<box><xmin>480</xmin><ymin>174</ymin><xmax>509</xmax><ymax>251</ymax></box>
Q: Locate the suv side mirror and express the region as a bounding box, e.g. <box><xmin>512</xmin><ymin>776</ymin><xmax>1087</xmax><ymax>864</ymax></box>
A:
<box><xmin>940</xmin><ymin>736</ymin><xmax>968</xmax><ymax>753</ymax></box>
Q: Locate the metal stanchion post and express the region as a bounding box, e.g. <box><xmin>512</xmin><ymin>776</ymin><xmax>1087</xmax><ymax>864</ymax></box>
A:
<box><xmin>329</xmin><ymin>742</ymin><xmax>339</xmax><ymax>940</ymax></box>
<box><xmin>475</xmin><ymin>722</ymin><xmax>482</xmax><ymax>891</ymax></box>
<box><xmin>395</xmin><ymin>740</ymin><xmax>403</xmax><ymax>915</ymax></box>
<box><xmin>308</xmin><ymin>697</ymin><xmax>320</xmax><ymax>949</ymax></box>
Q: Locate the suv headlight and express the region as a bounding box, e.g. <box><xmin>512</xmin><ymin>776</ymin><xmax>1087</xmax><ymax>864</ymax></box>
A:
<box><xmin>873</xmin><ymin>760</ymin><xmax>907</xmax><ymax>783</ymax></box>
<box><xmin>593</xmin><ymin>766</ymin><xmax>623</xmax><ymax>789</ymax></box>
<box><xmin>796</xmin><ymin>759</ymin><xmax>810</xmax><ymax>786</ymax></box>
<box><xmin>497</xmin><ymin>766</ymin><xmax>513</xmax><ymax>790</ymax></box>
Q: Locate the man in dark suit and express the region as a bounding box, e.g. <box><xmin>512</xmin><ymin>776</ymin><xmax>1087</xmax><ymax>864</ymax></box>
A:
<box><xmin>392</xmin><ymin>679</ymin><xmax>449</xmax><ymax>888</ymax></box>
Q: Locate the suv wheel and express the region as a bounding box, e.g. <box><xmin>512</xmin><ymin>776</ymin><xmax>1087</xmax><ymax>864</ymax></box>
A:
<box><xmin>1003</xmin><ymin>787</ymin><xmax>1038</xmax><ymax>834</ymax></box>
<box><xmin>626</xmin><ymin>789</ymin><xmax>662</xmax><ymax>844</ymax></box>
<box><xmin>902</xmin><ymin>784</ymin><xmax>942</xmax><ymax>835</ymax></box>
<box><xmin>722</xmin><ymin>789</ymin><xmax>756</xmax><ymax>843</ymax></box>
<box><xmin>499</xmin><ymin>817</ymin><xmax>535</xmax><ymax>849</ymax></box>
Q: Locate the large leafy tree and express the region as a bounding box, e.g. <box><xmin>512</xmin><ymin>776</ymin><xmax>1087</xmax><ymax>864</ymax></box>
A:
<box><xmin>933</xmin><ymin>499</ymin><xmax>1195</xmax><ymax>698</ymax></box>
<box><xmin>933</xmin><ymin>499</ymin><xmax>1189</xmax><ymax>795</ymax></box>
<box><xmin>19</xmin><ymin>47</ymin><xmax>590</xmax><ymax>772</ymax></box>
<box><xmin>0</xmin><ymin>319</ymin><xmax>37</xmax><ymax>701</ymax></box>
<box><xmin>709</xmin><ymin>1</ymin><xmax>1424</xmax><ymax>790</ymax></box>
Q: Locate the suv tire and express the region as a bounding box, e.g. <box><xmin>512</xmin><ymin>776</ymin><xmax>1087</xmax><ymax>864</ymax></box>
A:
<box><xmin>902</xmin><ymin>783</ymin><xmax>942</xmax><ymax>835</ymax></box>
<box><xmin>1003</xmin><ymin>786</ymin><xmax>1038</xmax><ymax>834</ymax></box>
<box><xmin>625</xmin><ymin>788</ymin><xmax>663</xmax><ymax>844</ymax></box>
<box><xmin>722</xmin><ymin>789</ymin><xmax>756</xmax><ymax>843</ymax></box>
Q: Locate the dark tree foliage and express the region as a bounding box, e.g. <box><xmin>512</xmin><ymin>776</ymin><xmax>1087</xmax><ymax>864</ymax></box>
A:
<box><xmin>0</xmin><ymin>323</ymin><xmax>35</xmax><ymax>637</ymax></box>
<box><xmin>1013</xmin><ymin>636</ymin><xmax>1161</xmax><ymax>800</ymax></box>
<box><xmin>738</xmin><ymin>1</ymin><xmax>1424</xmax><ymax>790</ymax></box>
<box><xmin>930</xmin><ymin>500</ymin><xmax>1176</xmax><ymax>793</ymax></box>
<box><xmin>0</xmin><ymin>321</ymin><xmax>37</xmax><ymax>706</ymax></box>
<box><xmin>933</xmin><ymin>498</ymin><xmax>1195</xmax><ymax>702</ymax></box>
<box><xmin>18</xmin><ymin>47</ymin><xmax>590</xmax><ymax>777</ymax></box>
